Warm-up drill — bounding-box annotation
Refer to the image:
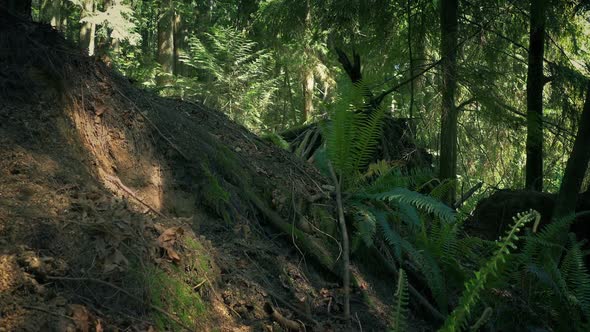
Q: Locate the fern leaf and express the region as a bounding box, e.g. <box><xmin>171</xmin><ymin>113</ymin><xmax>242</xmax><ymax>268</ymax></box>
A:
<box><xmin>360</xmin><ymin>187</ymin><xmax>455</xmax><ymax>224</ymax></box>
<box><xmin>439</xmin><ymin>210</ymin><xmax>539</xmax><ymax>332</ymax></box>
<box><xmin>391</xmin><ymin>269</ymin><xmax>410</xmax><ymax>332</ymax></box>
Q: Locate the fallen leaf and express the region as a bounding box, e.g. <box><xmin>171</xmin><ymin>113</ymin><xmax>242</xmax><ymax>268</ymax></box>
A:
<box><xmin>157</xmin><ymin>227</ymin><xmax>184</xmax><ymax>262</ymax></box>
<box><xmin>69</xmin><ymin>304</ymin><xmax>90</xmax><ymax>332</ymax></box>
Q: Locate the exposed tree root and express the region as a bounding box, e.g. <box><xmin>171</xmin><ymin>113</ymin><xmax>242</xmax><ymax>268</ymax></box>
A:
<box><xmin>264</xmin><ymin>303</ymin><xmax>305</xmax><ymax>331</ymax></box>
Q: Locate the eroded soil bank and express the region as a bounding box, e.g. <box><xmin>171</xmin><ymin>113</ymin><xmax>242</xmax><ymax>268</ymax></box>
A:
<box><xmin>0</xmin><ymin>15</ymin><xmax>395</xmax><ymax>331</ymax></box>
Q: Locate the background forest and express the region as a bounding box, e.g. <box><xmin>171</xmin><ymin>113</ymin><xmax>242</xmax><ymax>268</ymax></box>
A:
<box><xmin>31</xmin><ymin>0</ymin><xmax>590</xmax><ymax>194</ymax></box>
<box><xmin>3</xmin><ymin>0</ymin><xmax>590</xmax><ymax>331</ymax></box>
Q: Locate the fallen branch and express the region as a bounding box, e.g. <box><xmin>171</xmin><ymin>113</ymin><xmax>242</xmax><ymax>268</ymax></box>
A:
<box><xmin>264</xmin><ymin>303</ymin><xmax>305</xmax><ymax>331</ymax></box>
<box><xmin>372</xmin><ymin>249</ymin><xmax>445</xmax><ymax>322</ymax></box>
<box><xmin>22</xmin><ymin>305</ymin><xmax>77</xmax><ymax>322</ymax></box>
<box><xmin>247</xmin><ymin>191</ymin><xmax>337</xmax><ymax>272</ymax></box>
<box><xmin>454</xmin><ymin>181</ymin><xmax>483</xmax><ymax>210</ymax></box>
<box><xmin>105</xmin><ymin>174</ymin><xmax>167</xmax><ymax>219</ymax></box>
<box><xmin>328</xmin><ymin>162</ymin><xmax>351</xmax><ymax>325</ymax></box>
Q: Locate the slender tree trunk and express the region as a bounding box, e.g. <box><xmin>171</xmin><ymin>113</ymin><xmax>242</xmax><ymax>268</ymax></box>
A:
<box><xmin>79</xmin><ymin>0</ymin><xmax>96</xmax><ymax>56</ymax></box>
<box><xmin>301</xmin><ymin>0</ymin><xmax>314</xmax><ymax>122</ymax></box>
<box><xmin>438</xmin><ymin>0</ymin><xmax>459</xmax><ymax>205</ymax></box>
<box><xmin>302</xmin><ymin>69</ymin><xmax>315</xmax><ymax>122</ymax></box>
<box><xmin>40</xmin><ymin>0</ymin><xmax>61</xmax><ymax>28</ymax></box>
<box><xmin>552</xmin><ymin>82</ymin><xmax>590</xmax><ymax>220</ymax></box>
<box><xmin>237</xmin><ymin>0</ymin><xmax>257</xmax><ymax>30</ymax></box>
<box><xmin>525</xmin><ymin>0</ymin><xmax>547</xmax><ymax>191</ymax></box>
<box><xmin>157</xmin><ymin>0</ymin><xmax>175</xmax><ymax>87</ymax></box>
<box><xmin>411</xmin><ymin>1</ymin><xmax>427</xmax><ymax>133</ymax></box>
<box><xmin>106</xmin><ymin>0</ymin><xmax>120</xmax><ymax>54</ymax></box>
<box><xmin>407</xmin><ymin>0</ymin><xmax>415</xmax><ymax>125</ymax></box>
<box><xmin>173</xmin><ymin>11</ymin><xmax>185</xmax><ymax>76</ymax></box>
<box><xmin>140</xmin><ymin>0</ymin><xmax>152</xmax><ymax>55</ymax></box>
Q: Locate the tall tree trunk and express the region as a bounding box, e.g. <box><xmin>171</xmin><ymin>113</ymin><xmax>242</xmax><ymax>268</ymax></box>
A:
<box><xmin>302</xmin><ymin>69</ymin><xmax>315</xmax><ymax>122</ymax></box>
<box><xmin>411</xmin><ymin>1</ymin><xmax>428</xmax><ymax>134</ymax></box>
<box><xmin>438</xmin><ymin>0</ymin><xmax>459</xmax><ymax>205</ymax></box>
<box><xmin>301</xmin><ymin>0</ymin><xmax>314</xmax><ymax>122</ymax></box>
<box><xmin>41</xmin><ymin>0</ymin><xmax>61</xmax><ymax>29</ymax></box>
<box><xmin>157</xmin><ymin>0</ymin><xmax>174</xmax><ymax>87</ymax></box>
<box><xmin>525</xmin><ymin>0</ymin><xmax>547</xmax><ymax>191</ymax></box>
<box><xmin>2</xmin><ymin>0</ymin><xmax>32</xmax><ymax>18</ymax></box>
<box><xmin>552</xmin><ymin>82</ymin><xmax>590</xmax><ymax>220</ymax></box>
<box><xmin>237</xmin><ymin>0</ymin><xmax>257</xmax><ymax>30</ymax></box>
<box><xmin>79</xmin><ymin>0</ymin><xmax>96</xmax><ymax>56</ymax></box>
<box><xmin>173</xmin><ymin>11</ymin><xmax>185</xmax><ymax>76</ymax></box>
<box><xmin>407</xmin><ymin>0</ymin><xmax>415</xmax><ymax>125</ymax></box>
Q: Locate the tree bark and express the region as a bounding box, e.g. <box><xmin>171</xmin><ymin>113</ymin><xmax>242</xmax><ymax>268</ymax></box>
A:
<box><xmin>157</xmin><ymin>0</ymin><xmax>175</xmax><ymax>87</ymax></box>
<box><xmin>173</xmin><ymin>11</ymin><xmax>185</xmax><ymax>76</ymax></box>
<box><xmin>438</xmin><ymin>0</ymin><xmax>459</xmax><ymax>205</ymax></box>
<box><xmin>552</xmin><ymin>82</ymin><xmax>590</xmax><ymax>220</ymax></box>
<box><xmin>410</xmin><ymin>1</ymin><xmax>428</xmax><ymax>134</ymax></box>
<box><xmin>301</xmin><ymin>0</ymin><xmax>314</xmax><ymax>122</ymax></box>
<box><xmin>40</xmin><ymin>0</ymin><xmax>61</xmax><ymax>28</ymax></box>
<box><xmin>79</xmin><ymin>0</ymin><xmax>96</xmax><ymax>56</ymax></box>
<box><xmin>525</xmin><ymin>0</ymin><xmax>547</xmax><ymax>191</ymax></box>
<box><xmin>302</xmin><ymin>69</ymin><xmax>315</xmax><ymax>122</ymax></box>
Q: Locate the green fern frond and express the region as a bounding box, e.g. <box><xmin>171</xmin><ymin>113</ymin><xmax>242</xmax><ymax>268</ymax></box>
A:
<box><xmin>364</xmin><ymin>160</ymin><xmax>394</xmax><ymax>179</ymax></box>
<box><xmin>351</xmin><ymin>205</ymin><xmax>378</xmax><ymax>249</ymax></box>
<box><xmin>561</xmin><ymin>235</ymin><xmax>590</xmax><ymax>320</ymax></box>
<box><xmin>324</xmin><ymin>80</ymin><xmax>386</xmax><ymax>187</ymax></box>
<box><xmin>417</xmin><ymin>251</ymin><xmax>449</xmax><ymax>312</ymax></box>
<box><xmin>391</xmin><ymin>269</ymin><xmax>410</xmax><ymax>332</ymax></box>
<box><xmin>429</xmin><ymin>179</ymin><xmax>457</xmax><ymax>201</ymax></box>
<box><xmin>373</xmin><ymin>208</ymin><xmax>406</xmax><ymax>260</ymax></box>
<box><xmin>439</xmin><ymin>210</ymin><xmax>540</xmax><ymax>332</ymax></box>
<box><xmin>359</xmin><ymin>188</ymin><xmax>455</xmax><ymax>224</ymax></box>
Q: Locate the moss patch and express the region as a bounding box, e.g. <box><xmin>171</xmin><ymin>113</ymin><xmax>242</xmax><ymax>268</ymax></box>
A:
<box><xmin>143</xmin><ymin>264</ymin><xmax>207</xmax><ymax>331</ymax></box>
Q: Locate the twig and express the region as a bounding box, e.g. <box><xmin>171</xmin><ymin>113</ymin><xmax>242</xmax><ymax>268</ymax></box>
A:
<box><xmin>46</xmin><ymin>276</ymin><xmax>193</xmax><ymax>331</ymax></box>
<box><xmin>354</xmin><ymin>312</ymin><xmax>363</xmax><ymax>332</ymax></box>
<box><xmin>193</xmin><ymin>279</ymin><xmax>207</xmax><ymax>290</ymax></box>
<box><xmin>327</xmin><ymin>162</ymin><xmax>351</xmax><ymax>325</ymax></box>
<box><xmin>22</xmin><ymin>305</ymin><xmax>76</xmax><ymax>322</ymax></box>
<box><xmin>454</xmin><ymin>181</ymin><xmax>483</xmax><ymax>210</ymax></box>
<box><xmin>104</xmin><ymin>174</ymin><xmax>167</xmax><ymax>219</ymax></box>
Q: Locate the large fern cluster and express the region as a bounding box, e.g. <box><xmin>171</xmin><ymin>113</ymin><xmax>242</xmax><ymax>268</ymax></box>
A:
<box><xmin>440</xmin><ymin>210</ymin><xmax>540</xmax><ymax>331</ymax></box>
<box><xmin>491</xmin><ymin>213</ymin><xmax>590</xmax><ymax>330</ymax></box>
<box><xmin>323</xmin><ymin>80</ymin><xmax>387</xmax><ymax>187</ymax></box>
<box><xmin>180</xmin><ymin>26</ymin><xmax>280</xmax><ymax>132</ymax></box>
<box><xmin>349</xmin><ymin>174</ymin><xmax>475</xmax><ymax>314</ymax></box>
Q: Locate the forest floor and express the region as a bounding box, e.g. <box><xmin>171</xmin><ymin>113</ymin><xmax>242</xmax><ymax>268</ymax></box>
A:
<box><xmin>0</xmin><ymin>16</ymin><xmax>399</xmax><ymax>332</ymax></box>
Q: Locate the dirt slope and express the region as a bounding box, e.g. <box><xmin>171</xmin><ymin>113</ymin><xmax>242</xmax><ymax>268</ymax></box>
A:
<box><xmin>0</xmin><ymin>15</ymin><xmax>392</xmax><ymax>332</ymax></box>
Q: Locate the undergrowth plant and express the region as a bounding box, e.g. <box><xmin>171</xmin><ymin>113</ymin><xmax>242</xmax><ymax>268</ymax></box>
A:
<box><xmin>439</xmin><ymin>209</ymin><xmax>540</xmax><ymax>331</ymax></box>
<box><xmin>391</xmin><ymin>269</ymin><xmax>409</xmax><ymax>332</ymax></box>
<box><xmin>180</xmin><ymin>26</ymin><xmax>280</xmax><ymax>132</ymax></box>
<box><xmin>321</xmin><ymin>80</ymin><xmax>388</xmax><ymax>188</ymax></box>
<box><xmin>490</xmin><ymin>212</ymin><xmax>590</xmax><ymax>331</ymax></box>
<box><xmin>322</xmin><ymin>79</ymin><xmax>472</xmax><ymax>317</ymax></box>
<box><xmin>320</xmin><ymin>78</ymin><xmax>590</xmax><ymax>331</ymax></box>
